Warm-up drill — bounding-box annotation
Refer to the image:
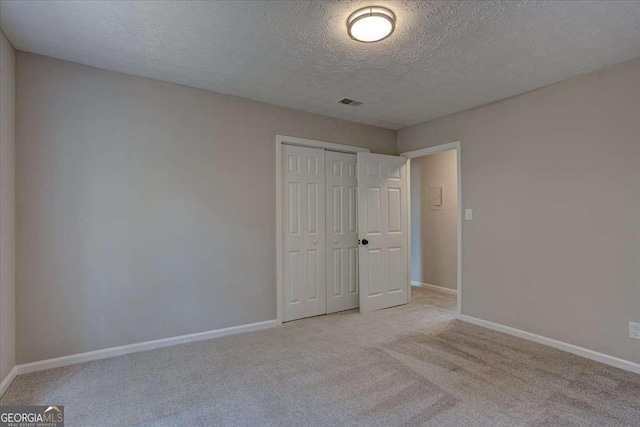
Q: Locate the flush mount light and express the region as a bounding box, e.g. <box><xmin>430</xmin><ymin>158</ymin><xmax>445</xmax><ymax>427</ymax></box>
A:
<box><xmin>347</xmin><ymin>6</ymin><xmax>396</xmax><ymax>43</ymax></box>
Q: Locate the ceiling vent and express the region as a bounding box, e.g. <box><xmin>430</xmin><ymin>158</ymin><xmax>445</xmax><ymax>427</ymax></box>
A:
<box><xmin>338</xmin><ymin>98</ymin><xmax>363</xmax><ymax>107</ymax></box>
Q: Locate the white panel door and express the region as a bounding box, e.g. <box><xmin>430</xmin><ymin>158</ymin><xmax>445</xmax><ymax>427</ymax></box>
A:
<box><xmin>325</xmin><ymin>151</ymin><xmax>359</xmax><ymax>313</ymax></box>
<box><xmin>282</xmin><ymin>145</ymin><xmax>326</xmax><ymax>321</ymax></box>
<box><xmin>357</xmin><ymin>152</ymin><xmax>408</xmax><ymax>313</ymax></box>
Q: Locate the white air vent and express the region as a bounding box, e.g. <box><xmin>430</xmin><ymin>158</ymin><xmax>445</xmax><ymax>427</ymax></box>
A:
<box><xmin>338</xmin><ymin>98</ymin><xmax>363</xmax><ymax>107</ymax></box>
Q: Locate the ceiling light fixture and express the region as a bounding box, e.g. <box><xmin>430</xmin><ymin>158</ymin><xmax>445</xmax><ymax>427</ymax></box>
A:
<box><xmin>347</xmin><ymin>6</ymin><xmax>396</xmax><ymax>43</ymax></box>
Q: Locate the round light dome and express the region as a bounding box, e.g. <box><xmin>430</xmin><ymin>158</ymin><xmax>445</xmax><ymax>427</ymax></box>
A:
<box><xmin>347</xmin><ymin>6</ymin><xmax>396</xmax><ymax>43</ymax></box>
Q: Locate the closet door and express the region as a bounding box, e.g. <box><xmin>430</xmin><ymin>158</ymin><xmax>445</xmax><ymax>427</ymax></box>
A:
<box><xmin>326</xmin><ymin>151</ymin><xmax>359</xmax><ymax>313</ymax></box>
<box><xmin>357</xmin><ymin>152</ymin><xmax>409</xmax><ymax>313</ymax></box>
<box><xmin>282</xmin><ymin>145</ymin><xmax>326</xmax><ymax>321</ymax></box>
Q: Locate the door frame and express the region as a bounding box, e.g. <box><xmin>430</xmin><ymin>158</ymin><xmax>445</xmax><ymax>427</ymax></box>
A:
<box><xmin>399</xmin><ymin>141</ymin><xmax>462</xmax><ymax>318</ymax></box>
<box><xmin>276</xmin><ymin>135</ymin><xmax>370</xmax><ymax>323</ymax></box>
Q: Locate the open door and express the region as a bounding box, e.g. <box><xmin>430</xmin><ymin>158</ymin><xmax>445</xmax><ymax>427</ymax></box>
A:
<box><xmin>357</xmin><ymin>152</ymin><xmax>409</xmax><ymax>313</ymax></box>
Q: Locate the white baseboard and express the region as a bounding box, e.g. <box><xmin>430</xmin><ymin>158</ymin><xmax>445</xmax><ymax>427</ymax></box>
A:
<box><xmin>0</xmin><ymin>366</ymin><xmax>18</xmax><ymax>397</ymax></box>
<box><xmin>411</xmin><ymin>281</ymin><xmax>458</xmax><ymax>295</ymax></box>
<box><xmin>460</xmin><ymin>315</ymin><xmax>640</xmax><ymax>375</ymax></box>
<box><xmin>15</xmin><ymin>319</ymin><xmax>280</xmax><ymax>377</ymax></box>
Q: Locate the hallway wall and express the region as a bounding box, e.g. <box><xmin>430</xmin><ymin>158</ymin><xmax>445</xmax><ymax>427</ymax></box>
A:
<box><xmin>410</xmin><ymin>150</ymin><xmax>458</xmax><ymax>290</ymax></box>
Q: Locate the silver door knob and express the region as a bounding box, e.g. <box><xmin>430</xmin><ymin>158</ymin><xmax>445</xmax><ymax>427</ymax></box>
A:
<box><xmin>334</xmin><ymin>240</ymin><xmax>338</xmax><ymax>244</ymax></box>
<box><xmin>313</xmin><ymin>240</ymin><xmax>317</xmax><ymax>245</ymax></box>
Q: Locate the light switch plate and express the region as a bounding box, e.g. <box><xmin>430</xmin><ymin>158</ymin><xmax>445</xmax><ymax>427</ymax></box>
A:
<box><xmin>630</xmin><ymin>322</ymin><xmax>640</xmax><ymax>340</ymax></box>
<box><xmin>465</xmin><ymin>209</ymin><xmax>473</xmax><ymax>220</ymax></box>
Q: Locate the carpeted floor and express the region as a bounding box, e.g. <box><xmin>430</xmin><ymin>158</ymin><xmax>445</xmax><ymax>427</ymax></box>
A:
<box><xmin>3</xmin><ymin>286</ymin><xmax>640</xmax><ymax>426</ymax></box>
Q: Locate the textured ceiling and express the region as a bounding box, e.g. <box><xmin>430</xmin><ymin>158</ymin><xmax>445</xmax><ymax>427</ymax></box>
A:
<box><xmin>1</xmin><ymin>1</ymin><xmax>640</xmax><ymax>129</ymax></box>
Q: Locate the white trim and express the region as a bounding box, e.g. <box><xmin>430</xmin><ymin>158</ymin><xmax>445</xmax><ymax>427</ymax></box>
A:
<box><xmin>406</xmin><ymin>159</ymin><xmax>411</xmax><ymax>305</ymax></box>
<box><xmin>460</xmin><ymin>315</ymin><xmax>640</xmax><ymax>375</ymax></box>
<box><xmin>399</xmin><ymin>141</ymin><xmax>460</xmax><ymax>158</ymax></box>
<box><xmin>14</xmin><ymin>319</ymin><xmax>279</xmax><ymax>376</ymax></box>
<box><xmin>276</xmin><ymin>135</ymin><xmax>370</xmax><ymax>323</ymax></box>
<box><xmin>401</xmin><ymin>141</ymin><xmax>462</xmax><ymax>317</ymax></box>
<box><xmin>411</xmin><ymin>281</ymin><xmax>458</xmax><ymax>295</ymax></box>
<box><xmin>276</xmin><ymin>138</ymin><xmax>282</xmax><ymax>323</ymax></box>
<box><xmin>0</xmin><ymin>366</ymin><xmax>18</xmax><ymax>397</ymax></box>
<box><xmin>276</xmin><ymin>135</ymin><xmax>370</xmax><ymax>154</ymax></box>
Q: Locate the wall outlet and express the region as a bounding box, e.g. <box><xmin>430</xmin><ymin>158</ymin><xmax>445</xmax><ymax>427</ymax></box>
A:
<box><xmin>630</xmin><ymin>322</ymin><xmax>640</xmax><ymax>340</ymax></box>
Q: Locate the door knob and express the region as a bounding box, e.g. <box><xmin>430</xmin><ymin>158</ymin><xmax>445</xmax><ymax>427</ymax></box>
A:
<box><xmin>334</xmin><ymin>240</ymin><xmax>338</xmax><ymax>244</ymax></box>
<box><xmin>313</xmin><ymin>240</ymin><xmax>318</xmax><ymax>245</ymax></box>
<box><xmin>360</xmin><ymin>239</ymin><xmax>369</xmax><ymax>245</ymax></box>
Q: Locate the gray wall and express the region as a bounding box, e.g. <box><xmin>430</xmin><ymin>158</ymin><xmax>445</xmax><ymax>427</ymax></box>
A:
<box><xmin>16</xmin><ymin>52</ymin><xmax>396</xmax><ymax>364</ymax></box>
<box><xmin>0</xmin><ymin>31</ymin><xmax>16</xmax><ymax>381</ymax></box>
<box><xmin>398</xmin><ymin>57</ymin><xmax>640</xmax><ymax>364</ymax></box>
<box><xmin>410</xmin><ymin>150</ymin><xmax>457</xmax><ymax>290</ymax></box>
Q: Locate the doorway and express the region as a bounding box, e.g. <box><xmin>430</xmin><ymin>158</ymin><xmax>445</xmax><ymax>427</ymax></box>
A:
<box><xmin>401</xmin><ymin>142</ymin><xmax>462</xmax><ymax>316</ymax></box>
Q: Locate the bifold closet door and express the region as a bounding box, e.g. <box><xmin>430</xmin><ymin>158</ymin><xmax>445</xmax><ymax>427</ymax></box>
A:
<box><xmin>282</xmin><ymin>145</ymin><xmax>326</xmax><ymax>322</ymax></box>
<box><xmin>326</xmin><ymin>151</ymin><xmax>359</xmax><ymax>313</ymax></box>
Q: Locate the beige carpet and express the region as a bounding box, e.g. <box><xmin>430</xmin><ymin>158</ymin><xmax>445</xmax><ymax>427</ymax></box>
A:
<box><xmin>3</xmin><ymin>286</ymin><xmax>639</xmax><ymax>426</ymax></box>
